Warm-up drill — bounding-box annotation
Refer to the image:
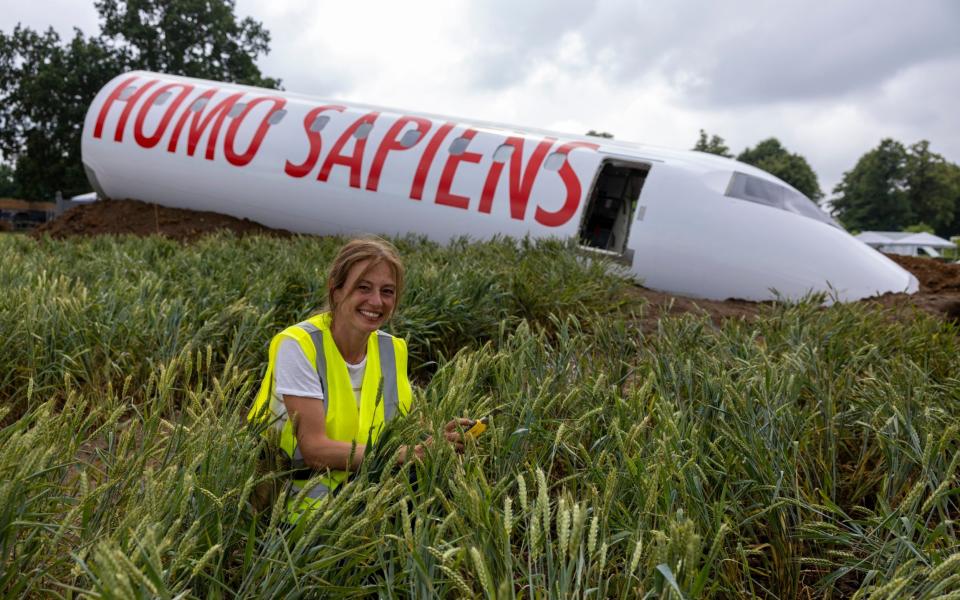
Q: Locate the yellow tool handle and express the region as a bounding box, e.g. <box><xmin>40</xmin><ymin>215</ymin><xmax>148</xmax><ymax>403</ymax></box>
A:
<box><xmin>465</xmin><ymin>418</ymin><xmax>488</xmax><ymax>438</ymax></box>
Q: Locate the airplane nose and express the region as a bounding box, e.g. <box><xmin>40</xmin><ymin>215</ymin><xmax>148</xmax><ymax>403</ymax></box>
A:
<box><xmin>632</xmin><ymin>193</ymin><xmax>920</xmax><ymax>302</ymax></box>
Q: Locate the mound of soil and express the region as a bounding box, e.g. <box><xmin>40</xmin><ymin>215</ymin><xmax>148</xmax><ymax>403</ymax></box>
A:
<box><xmin>629</xmin><ymin>253</ymin><xmax>960</xmax><ymax>330</ymax></box>
<box><xmin>626</xmin><ymin>286</ymin><xmax>767</xmax><ymax>334</ymax></box>
<box><xmin>29</xmin><ymin>199</ymin><xmax>960</xmax><ymax>326</ymax></box>
<box><xmin>884</xmin><ymin>254</ymin><xmax>960</xmax><ymax>293</ymax></box>
<box><xmin>32</xmin><ymin>198</ymin><xmax>291</xmax><ymax>242</ymax></box>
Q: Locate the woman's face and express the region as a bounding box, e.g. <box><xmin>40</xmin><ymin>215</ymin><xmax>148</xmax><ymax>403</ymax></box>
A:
<box><xmin>332</xmin><ymin>259</ymin><xmax>397</xmax><ymax>335</ymax></box>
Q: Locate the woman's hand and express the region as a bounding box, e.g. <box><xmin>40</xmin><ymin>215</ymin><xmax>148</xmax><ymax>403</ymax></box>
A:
<box><xmin>395</xmin><ymin>443</ymin><xmax>425</xmax><ymax>465</ymax></box>
<box><xmin>442</xmin><ymin>417</ymin><xmax>475</xmax><ymax>453</ymax></box>
<box><xmin>395</xmin><ymin>417</ymin><xmax>475</xmax><ymax>464</ymax></box>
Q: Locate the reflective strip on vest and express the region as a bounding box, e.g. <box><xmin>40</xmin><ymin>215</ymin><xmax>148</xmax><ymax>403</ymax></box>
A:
<box><xmin>291</xmin><ymin>446</ymin><xmax>306</xmax><ymax>469</ymax></box>
<box><xmin>292</xmin><ymin>480</ymin><xmax>329</xmax><ymax>500</ymax></box>
<box><xmin>377</xmin><ymin>331</ymin><xmax>399</xmax><ymax>420</ymax></box>
<box><xmin>298</xmin><ymin>321</ymin><xmax>329</xmax><ymax>413</ymax></box>
<box><xmin>289</xmin><ymin>322</ymin><xmax>324</xmax><ymax>471</ymax></box>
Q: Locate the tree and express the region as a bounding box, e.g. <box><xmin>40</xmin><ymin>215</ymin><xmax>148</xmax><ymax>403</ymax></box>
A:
<box><xmin>903</xmin><ymin>223</ymin><xmax>934</xmax><ymax>234</ymax></box>
<box><xmin>692</xmin><ymin>129</ymin><xmax>732</xmax><ymax>158</ymax></box>
<box><xmin>0</xmin><ymin>0</ymin><xmax>278</xmax><ymax>200</ymax></box>
<box><xmin>0</xmin><ymin>162</ymin><xmax>18</xmax><ymax>197</ymax></box>
<box><xmin>0</xmin><ymin>26</ymin><xmax>120</xmax><ymax>199</ymax></box>
<box><xmin>903</xmin><ymin>141</ymin><xmax>959</xmax><ymax>234</ymax></box>
<box><xmin>941</xmin><ymin>163</ymin><xmax>960</xmax><ymax>236</ymax></box>
<box><xmin>95</xmin><ymin>0</ymin><xmax>279</xmax><ymax>88</ymax></box>
<box><xmin>831</xmin><ymin>139</ymin><xmax>960</xmax><ymax>235</ymax></box>
<box><xmin>831</xmin><ymin>139</ymin><xmax>909</xmax><ymax>231</ymax></box>
<box><xmin>586</xmin><ymin>130</ymin><xmax>614</xmax><ymax>139</ymax></box>
<box><xmin>737</xmin><ymin>138</ymin><xmax>823</xmax><ymax>200</ymax></box>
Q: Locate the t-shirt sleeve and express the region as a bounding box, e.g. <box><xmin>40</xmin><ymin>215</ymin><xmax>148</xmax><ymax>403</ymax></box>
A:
<box><xmin>274</xmin><ymin>338</ymin><xmax>325</xmax><ymax>400</ymax></box>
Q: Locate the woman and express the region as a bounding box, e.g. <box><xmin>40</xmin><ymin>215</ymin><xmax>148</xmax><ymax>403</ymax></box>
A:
<box><xmin>248</xmin><ymin>238</ymin><xmax>470</xmax><ymax>516</ymax></box>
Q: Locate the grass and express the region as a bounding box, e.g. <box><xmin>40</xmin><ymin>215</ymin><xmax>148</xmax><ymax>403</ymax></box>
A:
<box><xmin>0</xmin><ymin>232</ymin><xmax>957</xmax><ymax>598</ymax></box>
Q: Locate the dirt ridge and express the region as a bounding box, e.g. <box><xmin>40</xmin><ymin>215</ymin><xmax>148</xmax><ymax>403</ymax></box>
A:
<box><xmin>31</xmin><ymin>199</ymin><xmax>960</xmax><ymax>326</ymax></box>
<box><xmin>32</xmin><ymin>198</ymin><xmax>290</xmax><ymax>242</ymax></box>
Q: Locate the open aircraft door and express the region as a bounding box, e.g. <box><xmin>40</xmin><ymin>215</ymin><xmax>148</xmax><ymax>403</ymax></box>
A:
<box><xmin>577</xmin><ymin>158</ymin><xmax>651</xmax><ymax>267</ymax></box>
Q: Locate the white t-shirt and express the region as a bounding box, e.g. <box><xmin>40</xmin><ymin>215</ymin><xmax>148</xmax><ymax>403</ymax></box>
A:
<box><xmin>274</xmin><ymin>338</ymin><xmax>366</xmax><ymax>410</ymax></box>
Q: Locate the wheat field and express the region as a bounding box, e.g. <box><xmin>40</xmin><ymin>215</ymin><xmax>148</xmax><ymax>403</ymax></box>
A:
<box><xmin>0</xmin><ymin>233</ymin><xmax>957</xmax><ymax>598</ymax></box>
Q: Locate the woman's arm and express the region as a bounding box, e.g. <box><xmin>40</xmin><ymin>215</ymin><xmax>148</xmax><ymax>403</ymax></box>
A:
<box><xmin>285</xmin><ymin>394</ymin><xmax>474</xmax><ymax>469</ymax></box>
<box><xmin>283</xmin><ymin>395</ymin><xmax>366</xmax><ymax>471</ymax></box>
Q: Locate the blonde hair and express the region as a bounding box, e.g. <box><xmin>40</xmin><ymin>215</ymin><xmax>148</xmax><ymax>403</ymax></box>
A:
<box><xmin>326</xmin><ymin>237</ymin><xmax>405</xmax><ymax>317</ymax></box>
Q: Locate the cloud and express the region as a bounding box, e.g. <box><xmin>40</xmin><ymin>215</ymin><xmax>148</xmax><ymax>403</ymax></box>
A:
<box><xmin>439</xmin><ymin>0</ymin><xmax>959</xmax><ymax>198</ymax></box>
<box><xmin>463</xmin><ymin>0</ymin><xmax>596</xmax><ymax>88</ymax></box>
<box><xmin>2</xmin><ymin>0</ymin><xmax>957</xmax><ymax>201</ymax></box>
<box><xmin>681</xmin><ymin>1</ymin><xmax>960</xmax><ymax>106</ymax></box>
<box><xmin>0</xmin><ymin>0</ymin><xmax>99</xmax><ymax>37</ymax></box>
<box><xmin>460</xmin><ymin>0</ymin><xmax>960</xmax><ymax>106</ymax></box>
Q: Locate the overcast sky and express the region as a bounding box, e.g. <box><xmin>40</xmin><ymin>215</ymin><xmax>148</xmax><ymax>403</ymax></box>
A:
<box><xmin>2</xmin><ymin>0</ymin><xmax>958</xmax><ymax>197</ymax></box>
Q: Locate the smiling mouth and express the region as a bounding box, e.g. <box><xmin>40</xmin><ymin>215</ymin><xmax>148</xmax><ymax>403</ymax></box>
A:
<box><xmin>359</xmin><ymin>309</ymin><xmax>382</xmax><ymax>320</ymax></box>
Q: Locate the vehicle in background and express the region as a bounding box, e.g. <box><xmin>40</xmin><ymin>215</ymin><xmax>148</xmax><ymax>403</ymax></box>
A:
<box><xmin>0</xmin><ymin>198</ymin><xmax>56</xmax><ymax>231</ymax></box>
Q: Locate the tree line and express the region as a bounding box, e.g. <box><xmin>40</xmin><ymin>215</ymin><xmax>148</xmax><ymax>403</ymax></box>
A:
<box><xmin>693</xmin><ymin>130</ymin><xmax>960</xmax><ymax>237</ymax></box>
<box><xmin>0</xmin><ymin>0</ymin><xmax>278</xmax><ymax>200</ymax></box>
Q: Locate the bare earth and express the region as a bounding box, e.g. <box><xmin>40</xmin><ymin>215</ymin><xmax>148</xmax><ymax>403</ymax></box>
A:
<box><xmin>32</xmin><ymin>198</ymin><xmax>291</xmax><ymax>242</ymax></box>
<box><xmin>32</xmin><ymin>199</ymin><xmax>960</xmax><ymax>327</ymax></box>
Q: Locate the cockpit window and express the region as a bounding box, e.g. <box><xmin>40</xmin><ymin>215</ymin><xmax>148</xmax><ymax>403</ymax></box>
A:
<box><xmin>726</xmin><ymin>172</ymin><xmax>839</xmax><ymax>228</ymax></box>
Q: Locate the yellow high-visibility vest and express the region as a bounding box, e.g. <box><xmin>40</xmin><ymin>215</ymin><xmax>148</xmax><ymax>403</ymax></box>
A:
<box><xmin>248</xmin><ymin>312</ymin><xmax>412</xmax><ymax>514</ymax></box>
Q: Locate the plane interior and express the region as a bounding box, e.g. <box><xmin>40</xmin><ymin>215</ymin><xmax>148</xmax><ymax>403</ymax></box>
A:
<box><xmin>578</xmin><ymin>162</ymin><xmax>648</xmax><ymax>257</ymax></box>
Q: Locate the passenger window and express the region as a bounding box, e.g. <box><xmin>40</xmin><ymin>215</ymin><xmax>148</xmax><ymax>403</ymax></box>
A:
<box><xmin>227</xmin><ymin>103</ymin><xmax>246</xmax><ymax>118</ymax></box>
<box><xmin>354</xmin><ymin>122</ymin><xmax>373</xmax><ymax>139</ymax></box>
<box><xmin>400</xmin><ymin>129</ymin><xmax>422</xmax><ymax>148</ymax></box>
<box><xmin>449</xmin><ymin>136</ymin><xmax>470</xmax><ymax>156</ymax></box>
<box><xmin>153</xmin><ymin>91</ymin><xmax>172</xmax><ymax>105</ymax></box>
<box><xmin>544</xmin><ymin>151</ymin><xmax>565</xmax><ymax>171</ymax></box>
<box><xmin>493</xmin><ymin>144</ymin><xmax>514</xmax><ymax>163</ymax></box>
<box><xmin>310</xmin><ymin>115</ymin><xmax>330</xmax><ymax>132</ymax></box>
<box><xmin>268</xmin><ymin>109</ymin><xmax>287</xmax><ymax>125</ymax></box>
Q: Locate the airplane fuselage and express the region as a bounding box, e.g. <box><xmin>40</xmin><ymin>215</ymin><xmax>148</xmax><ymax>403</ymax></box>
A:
<box><xmin>82</xmin><ymin>71</ymin><xmax>918</xmax><ymax>301</ymax></box>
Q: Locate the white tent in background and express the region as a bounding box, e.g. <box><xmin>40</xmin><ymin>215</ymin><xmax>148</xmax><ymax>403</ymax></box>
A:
<box><xmin>856</xmin><ymin>231</ymin><xmax>956</xmax><ymax>257</ymax></box>
<box><xmin>855</xmin><ymin>231</ymin><xmax>896</xmax><ymax>246</ymax></box>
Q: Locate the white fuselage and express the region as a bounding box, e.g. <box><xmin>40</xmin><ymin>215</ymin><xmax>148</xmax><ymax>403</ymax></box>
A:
<box><xmin>81</xmin><ymin>71</ymin><xmax>918</xmax><ymax>302</ymax></box>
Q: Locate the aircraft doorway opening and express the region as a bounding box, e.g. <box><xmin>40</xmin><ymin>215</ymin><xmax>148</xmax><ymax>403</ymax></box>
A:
<box><xmin>578</xmin><ymin>161</ymin><xmax>649</xmax><ymax>260</ymax></box>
